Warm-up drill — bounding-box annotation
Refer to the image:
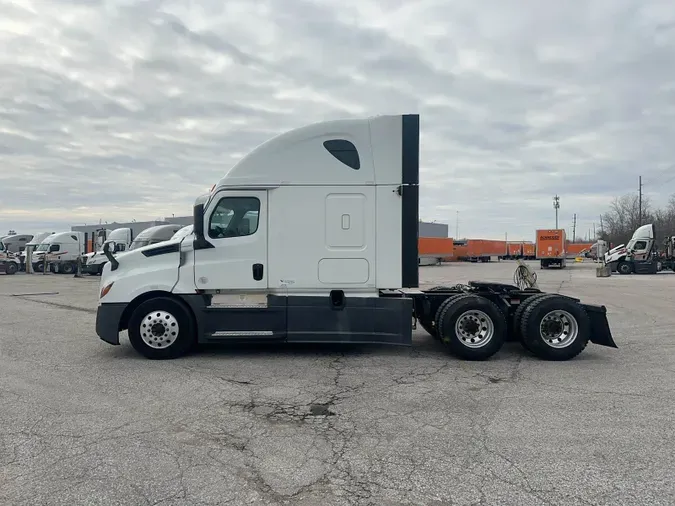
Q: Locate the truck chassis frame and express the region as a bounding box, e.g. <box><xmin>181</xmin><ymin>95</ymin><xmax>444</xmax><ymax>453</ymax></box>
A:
<box><xmin>96</xmin><ymin>281</ymin><xmax>616</xmax><ymax>362</ymax></box>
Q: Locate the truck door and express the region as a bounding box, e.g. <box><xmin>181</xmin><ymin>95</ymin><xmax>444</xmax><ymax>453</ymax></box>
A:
<box><xmin>633</xmin><ymin>240</ymin><xmax>650</xmax><ymax>261</ymax></box>
<box><xmin>194</xmin><ymin>190</ymin><xmax>267</xmax><ymax>291</ymax></box>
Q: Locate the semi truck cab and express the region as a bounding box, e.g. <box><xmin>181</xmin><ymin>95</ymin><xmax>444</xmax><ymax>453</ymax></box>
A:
<box><xmin>95</xmin><ymin>114</ymin><xmax>616</xmax><ymax>362</ymax></box>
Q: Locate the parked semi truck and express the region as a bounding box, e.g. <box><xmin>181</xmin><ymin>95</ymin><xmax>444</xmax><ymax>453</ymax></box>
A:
<box><xmin>32</xmin><ymin>232</ymin><xmax>85</xmax><ymax>274</ymax></box>
<box><xmin>83</xmin><ymin>228</ymin><xmax>133</xmax><ymax>275</ymax></box>
<box><xmin>0</xmin><ymin>240</ymin><xmax>21</xmax><ymax>274</ymax></box>
<box><xmin>95</xmin><ymin>114</ymin><xmax>616</xmax><ymax>362</ymax></box>
<box><xmin>19</xmin><ymin>232</ymin><xmax>54</xmax><ymax>271</ymax></box>
<box><xmin>536</xmin><ymin>229</ymin><xmax>567</xmax><ymax>269</ymax></box>
<box><xmin>604</xmin><ymin>223</ymin><xmax>675</xmax><ymax>274</ymax></box>
<box><xmin>128</xmin><ymin>224</ymin><xmax>184</xmax><ymax>251</ymax></box>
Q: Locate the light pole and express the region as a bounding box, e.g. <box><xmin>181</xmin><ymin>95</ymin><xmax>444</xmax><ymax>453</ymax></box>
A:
<box><xmin>553</xmin><ymin>195</ymin><xmax>560</xmax><ymax>229</ymax></box>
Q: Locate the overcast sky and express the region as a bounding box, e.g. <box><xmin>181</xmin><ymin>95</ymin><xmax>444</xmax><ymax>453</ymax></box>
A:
<box><xmin>2</xmin><ymin>0</ymin><xmax>675</xmax><ymax>240</ymax></box>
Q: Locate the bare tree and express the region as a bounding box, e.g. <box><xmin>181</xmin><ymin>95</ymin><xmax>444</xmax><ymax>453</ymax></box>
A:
<box><xmin>601</xmin><ymin>192</ymin><xmax>675</xmax><ymax>246</ymax></box>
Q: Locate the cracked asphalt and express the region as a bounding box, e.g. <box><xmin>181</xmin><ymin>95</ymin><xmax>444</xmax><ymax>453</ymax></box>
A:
<box><xmin>1</xmin><ymin>261</ymin><xmax>674</xmax><ymax>505</ymax></box>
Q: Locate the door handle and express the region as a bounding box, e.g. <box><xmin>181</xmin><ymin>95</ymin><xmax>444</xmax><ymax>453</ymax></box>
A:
<box><xmin>252</xmin><ymin>263</ymin><xmax>264</xmax><ymax>281</ymax></box>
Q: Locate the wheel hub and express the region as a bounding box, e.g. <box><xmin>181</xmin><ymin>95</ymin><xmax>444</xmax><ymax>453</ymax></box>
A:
<box><xmin>539</xmin><ymin>310</ymin><xmax>578</xmax><ymax>348</ymax></box>
<box><xmin>141</xmin><ymin>310</ymin><xmax>179</xmax><ymax>349</ymax></box>
<box><xmin>454</xmin><ymin>310</ymin><xmax>494</xmax><ymax>348</ymax></box>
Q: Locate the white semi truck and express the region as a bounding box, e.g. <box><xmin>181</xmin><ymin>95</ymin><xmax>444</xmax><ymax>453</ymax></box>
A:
<box><xmin>0</xmin><ymin>240</ymin><xmax>21</xmax><ymax>274</ymax></box>
<box><xmin>82</xmin><ymin>228</ymin><xmax>132</xmax><ymax>275</ymax></box>
<box><xmin>604</xmin><ymin>223</ymin><xmax>675</xmax><ymax>274</ymax></box>
<box><xmin>95</xmin><ymin>114</ymin><xmax>616</xmax><ymax>362</ymax></box>
<box><xmin>32</xmin><ymin>231</ymin><xmax>85</xmax><ymax>274</ymax></box>
<box><xmin>127</xmin><ymin>224</ymin><xmax>184</xmax><ymax>251</ymax></box>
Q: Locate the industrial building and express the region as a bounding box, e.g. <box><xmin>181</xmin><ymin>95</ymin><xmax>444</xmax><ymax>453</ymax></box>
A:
<box><xmin>419</xmin><ymin>220</ymin><xmax>449</xmax><ymax>238</ymax></box>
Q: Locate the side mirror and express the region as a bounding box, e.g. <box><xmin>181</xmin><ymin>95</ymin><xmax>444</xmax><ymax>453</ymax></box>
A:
<box><xmin>193</xmin><ymin>203</ymin><xmax>214</xmax><ymax>250</ymax></box>
<box><xmin>103</xmin><ymin>241</ymin><xmax>119</xmax><ymax>271</ymax></box>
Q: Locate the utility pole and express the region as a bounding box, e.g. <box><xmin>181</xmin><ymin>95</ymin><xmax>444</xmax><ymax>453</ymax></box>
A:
<box><xmin>455</xmin><ymin>211</ymin><xmax>459</xmax><ymax>239</ymax></box>
<box><xmin>599</xmin><ymin>215</ymin><xmax>604</xmax><ymax>236</ymax></box>
<box><xmin>638</xmin><ymin>175</ymin><xmax>643</xmax><ymax>226</ymax></box>
<box><xmin>572</xmin><ymin>213</ymin><xmax>577</xmax><ymax>242</ymax></box>
<box><xmin>553</xmin><ymin>195</ymin><xmax>560</xmax><ymax>228</ymax></box>
<box><xmin>593</xmin><ymin>223</ymin><xmax>596</xmax><ymax>239</ymax></box>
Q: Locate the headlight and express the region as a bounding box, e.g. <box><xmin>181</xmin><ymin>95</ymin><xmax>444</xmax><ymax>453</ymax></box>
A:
<box><xmin>100</xmin><ymin>282</ymin><xmax>114</xmax><ymax>299</ymax></box>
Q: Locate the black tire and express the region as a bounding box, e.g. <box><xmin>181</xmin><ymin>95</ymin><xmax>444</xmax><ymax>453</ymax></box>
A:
<box><xmin>617</xmin><ymin>261</ymin><xmax>633</xmax><ymax>275</ymax></box>
<box><xmin>5</xmin><ymin>262</ymin><xmax>18</xmax><ymax>275</ymax></box>
<box><xmin>61</xmin><ymin>262</ymin><xmax>75</xmax><ymax>275</ymax></box>
<box><xmin>33</xmin><ymin>262</ymin><xmax>44</xmax><ymax>273</ymax></box>
<box><xmin>128</xmin><ymin>297</ymin><xmax>196</xmax><ymax>359</ymax></box>
<box><xmin>512</xmin><ymin>293</ymin><xmax>554</xmax><ymax>351</ymax></box>
<box><xmin>436</xmin><ymin>294</ymin><xmax>507</xmax><ymax>360</ymax></box>
<box><xmin>520</xmin><ymin>295</ymin><xmax>590</xmax><ymax>361</ymax></box>
<box><xmin>417</xmin><ymin>293</ymin><xmax>466</xmax><ymax>339</ymax></box>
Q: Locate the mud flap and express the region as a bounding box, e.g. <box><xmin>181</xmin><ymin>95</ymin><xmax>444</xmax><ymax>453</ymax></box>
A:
<box><xmin>582</xmin><ymin>303</ymin><xmax>617</xmax><ymax>348</ymax></box>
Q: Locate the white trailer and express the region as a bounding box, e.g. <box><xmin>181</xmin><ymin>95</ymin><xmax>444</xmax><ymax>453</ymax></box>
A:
<box><xmin>32</xmin><ymin>231</ymin><xmax>85</xmax><ymax>274</ymax></box>
<box><xmin>95</xmin><ymin>114</ymin><xmax>616</xmax><ymax>362</ymax></box>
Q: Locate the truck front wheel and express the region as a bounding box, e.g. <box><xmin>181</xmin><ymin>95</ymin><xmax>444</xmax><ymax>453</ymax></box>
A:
<box><xmin>436</xmin><ymin>294</ymin><xmax>506</xmax><ymax>360</ymax></box>
<box><xmin>5</xmin><ymin>262</ymin><xmax>18</xmax><ymax>275</ymax></box>
<box><xmin>616</xmin><ymin>261</ymin><xmax>633</xmax><ymax>274</ymax></box>
<box><xmin>128</xmin><ymin>297</ymin><xmax>196</xmax><ymax>359</ymax></box>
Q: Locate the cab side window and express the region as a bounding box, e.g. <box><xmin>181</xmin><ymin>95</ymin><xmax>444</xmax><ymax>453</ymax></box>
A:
<box><xmin>634</xmin><ymin>240</ymin><xmax>647</xmax><ymax>250</ymax></box>
<box><xmin>208</xmin><ymin>197</ymin><xmax>260</xmax><ymax>239</ymax></box>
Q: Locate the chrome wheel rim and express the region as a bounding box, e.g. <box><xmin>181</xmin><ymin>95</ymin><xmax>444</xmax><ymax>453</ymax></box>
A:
<box><xmin>539</xmin><ymin>310</ymin><xmax>578</xmax><ymax>348</ymax></box>
<box><xmin>454</xmin><ymin>310</ymin><xmax>494</xmax><ymax>348</ymax></box>
<box><xmin>141</xmin><ymin>310</ymin><xmax>179</xmax><ymax>349</ymax></box>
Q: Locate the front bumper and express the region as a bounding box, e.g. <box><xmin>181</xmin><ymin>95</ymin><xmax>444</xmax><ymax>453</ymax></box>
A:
<box><xmin>96</xmin><ymin>303</ymin><xmax>127</xmax><ymax>345</ymax></box>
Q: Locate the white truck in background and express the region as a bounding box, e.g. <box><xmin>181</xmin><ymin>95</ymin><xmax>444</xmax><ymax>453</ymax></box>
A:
<box><xmin>20</xmin><ymin>232</ymin><xmax>54</xmax><ymax>271</ymax></box>
<box><xmin>83</xmin><ymin>228</ymin><xmax>133</xmax><ymax>275</ymax></box>
<box><xmin>170</xmin><ymin>225</ymin><xmax>193</xmax><ymax>241</ymax></box>
<box><xmin>127</xmin><ymin>224</ymin><xmax>184</xmax><ymax>251</ymax></box>
<box><xmin>0</xmin><ymin>239</ymin><xmax>21</xmax><ymax>275</ymax></box>
<box><xmin>32</xmin><ymin>231</ymin><xmax>85</xmax><ymax>274</ymax></box>
<box><xmin>0</xmin><ymin>234</ymin><xmax>34</xmax><ymax>254</ymax></box>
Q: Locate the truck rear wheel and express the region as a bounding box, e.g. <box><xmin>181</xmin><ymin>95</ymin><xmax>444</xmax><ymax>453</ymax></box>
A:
<box><xmin>512</xmin><ymin>293</ymin><xmax>553</xmax><ymax>351</ymax></box>
<box><xmin>128</xmin><ymin>297</ymin><xmax>196</xmax><ymax>359</ymax></box>
<box><xmin>61</xmin><ymin>262</ymin><xmax>75</xmax><ymax>275</ymax></box>
<box><xmin>519</xmin><ymin>295</ymin><xmax>590</xmax><ymax>361</ymax></box>
<box><xmin>419</xmin><ymin>293</ymin><xmax>465</xmax><ymax>339</ymax></box>
<box><xmin>436</xmin><ymin>294</ymin><xmax>506</xmax><ymax>360</ymax></box>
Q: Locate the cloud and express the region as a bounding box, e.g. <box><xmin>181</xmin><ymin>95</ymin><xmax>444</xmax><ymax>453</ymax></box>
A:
<box><xmin>1</xmin><ymin>0</ymin><xmax>675</xmax><ymax>241</ymax></box>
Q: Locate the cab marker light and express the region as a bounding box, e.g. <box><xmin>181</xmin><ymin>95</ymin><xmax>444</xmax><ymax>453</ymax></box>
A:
<box><xmin>100</xmin><ymin>282</ymin><xmax>114</xmax><ymax>299</ymax></box>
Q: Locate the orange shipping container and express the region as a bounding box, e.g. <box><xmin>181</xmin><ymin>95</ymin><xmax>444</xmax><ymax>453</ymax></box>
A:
<box><xmin>536</xmin><ymin>229</ymin><xmax>566</xmax><ymax>259</ymax></box>
<box><xmin>419</xmin><ymin>237</ymin><xmax>454</xmax><ymax>259</ymax></box>
<box><xmin>566</xmin><ymin>242</ymin><xmax>593</xmax><ymax>256</ymax></box>
<box><xmin>523</xmin><ymin>243</ymin><xmax>535</xmax><ymax>257</ymax></box>
<box><xmin>507</xmin><ymin>242</ymin><xmax>523</xmax><ymax>257</ymax></box>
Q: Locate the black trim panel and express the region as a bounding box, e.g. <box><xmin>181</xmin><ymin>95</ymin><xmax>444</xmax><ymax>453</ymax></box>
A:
<box><xmin>141</xmin><ymin>243</ymin><xmax>180</xmax><ymax>257</ymax></box>
<box><xmin>190</xmin><ymin>294</ymin><xmax>413</xmax><ymax>346</ymax></box>
<box><xmin>401</xmin><ymin>114</ymin><xmax>420</xmax><ymax>288</ymax></box>
<box><xmin>286</xmin><ymin>295</ymin><xmax>413</xmax><ymax>345</ymax></box>
<box><xmin>95</xmin><ymin>303</ymin><xmax>126</xmax><ymax>345</ymax></box>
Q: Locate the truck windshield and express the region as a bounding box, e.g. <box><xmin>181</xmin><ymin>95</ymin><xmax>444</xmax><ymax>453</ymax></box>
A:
<box><xmin>0</xmin><ymin>242</ymin><xmax>4</xmax><ymax>251</ymax></box>
<box><xmin>36</xmin><ymin>243</ymin><xmax>49</xmax><ymax>252</ymax></box>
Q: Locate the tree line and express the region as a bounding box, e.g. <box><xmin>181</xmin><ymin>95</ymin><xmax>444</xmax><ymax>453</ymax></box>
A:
<box><xmin>599</xmin><ymin>193</ymin><xmax>675</xmax><ymax>246</ymax></box>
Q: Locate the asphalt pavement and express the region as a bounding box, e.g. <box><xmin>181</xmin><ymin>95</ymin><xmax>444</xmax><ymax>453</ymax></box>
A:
<box><xmin>0</xmin><ymin>260</ymin><xmax>673</xmax><ymax>505</ymax></box>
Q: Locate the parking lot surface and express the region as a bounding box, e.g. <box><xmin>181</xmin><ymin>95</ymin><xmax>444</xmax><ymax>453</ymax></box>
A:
<box><xmin>1</xmin><ymin>261</ymin><xmax>674</xmax><ymax>505</ymax></box>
